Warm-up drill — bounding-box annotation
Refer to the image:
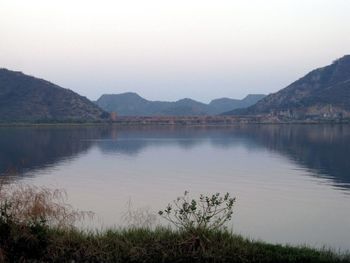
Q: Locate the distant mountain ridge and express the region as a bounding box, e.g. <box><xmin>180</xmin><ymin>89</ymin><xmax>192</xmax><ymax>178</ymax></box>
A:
<box><xmin>209</xmin><ymin>94</ymin><xmax>266</xmax><ymax>114</ymax></box>
<box><xmin>0</xmin><ymin>68</ymin><xmax>107</xmax><ymax>122</ymax></box>
<box><xmin>95</xmin><ymin>93</ymin><xmax>265</xmax><ymax>116</ymax></box>
<box><xmin>224</xmin><ymin>55</ymin><xmax>350</xmax><ymax>118</ymax></box>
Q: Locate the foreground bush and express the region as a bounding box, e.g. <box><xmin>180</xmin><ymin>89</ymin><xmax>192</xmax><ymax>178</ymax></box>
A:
<box><xmin>159</xmin><ymin>191</ymin><xmax>236</xmax><ymax>233</ymax></box>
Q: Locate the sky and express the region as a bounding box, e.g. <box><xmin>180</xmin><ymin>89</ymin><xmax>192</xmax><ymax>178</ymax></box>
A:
<box><xmin>1</xmin><ymin>0</ymin><xmax>350</xmax><ymax>102</ymax></box>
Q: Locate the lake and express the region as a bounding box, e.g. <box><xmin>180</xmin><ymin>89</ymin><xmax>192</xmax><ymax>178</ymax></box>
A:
<box><xmin>0</xmin><ymin>124</ymin><xmax>350</xmax><ymax>251</ymax></box>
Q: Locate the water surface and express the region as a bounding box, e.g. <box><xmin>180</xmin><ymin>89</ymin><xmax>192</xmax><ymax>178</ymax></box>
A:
<box><xmin>1</xmin><ymin>125</ymin><xmax>349</xmax><ymax>250</ymax></box>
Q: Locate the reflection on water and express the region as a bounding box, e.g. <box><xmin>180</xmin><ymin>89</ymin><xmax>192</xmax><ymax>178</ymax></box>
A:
<box><xmin>1</xmin><ymin>125</ymin><xmax>349</xmax><ymax>190</ymax></box>
<box><xmin>226</xmin><ymin>125</ymin><xmax>350</xmax><ymax>190</ymax></box>
<box><xmin>0</xmin><ymin>127</ymin><xmax>101</xmax><ymax>176</ymax></box>
<box><xmin>0</xmin><ymin>125</ymin><xmax>350</xmax><ymax>250</ymax></box>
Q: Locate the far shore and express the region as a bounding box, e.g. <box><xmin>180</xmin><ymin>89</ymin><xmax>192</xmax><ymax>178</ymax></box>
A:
<box><xmin>0</xmin><ymin>115</ymin><xmax>349</xmax><ymax>127</ymax></box>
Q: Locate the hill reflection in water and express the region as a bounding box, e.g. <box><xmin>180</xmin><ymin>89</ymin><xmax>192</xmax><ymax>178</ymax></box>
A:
<box><xmin>0</xmin><ymin>125</ymin><xmax>349</xmax><ymax>191</ymax></box>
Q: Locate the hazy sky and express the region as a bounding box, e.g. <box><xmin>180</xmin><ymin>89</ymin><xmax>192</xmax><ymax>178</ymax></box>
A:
<box><xmin>1</xmin><ymin>0</ymin><xmax>350</xmax><ymax>102</ymax></box>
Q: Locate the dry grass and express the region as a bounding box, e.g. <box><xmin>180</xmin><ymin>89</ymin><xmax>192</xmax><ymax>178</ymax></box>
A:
<box><xmin>0</xmin><ymin>180</ymin><xmax>92</xmax><ymax>228</ymax></box>
<box><xmin>121</xmin><ymin>199</ymin><xmax>158</xmax><ymax>229</ymax></box>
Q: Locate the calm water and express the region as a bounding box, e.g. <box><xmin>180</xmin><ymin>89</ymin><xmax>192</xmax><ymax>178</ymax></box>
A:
<box><xmin>1</xmin><ymin>125</ymin><xmax>350</xmax><ymax>250</ymax></box>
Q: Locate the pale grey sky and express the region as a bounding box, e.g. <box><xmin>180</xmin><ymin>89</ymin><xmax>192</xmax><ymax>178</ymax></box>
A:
<box><xmin>1</xmin><ymin>0</ymin><xmax>350</xmax><ymax>102</ymax></box>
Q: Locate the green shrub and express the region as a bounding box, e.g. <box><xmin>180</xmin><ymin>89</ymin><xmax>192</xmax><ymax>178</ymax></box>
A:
<box><xmin>158</xmin><ymin>191</ymin><xmax>236</xmax><ymax>233</ymax></box>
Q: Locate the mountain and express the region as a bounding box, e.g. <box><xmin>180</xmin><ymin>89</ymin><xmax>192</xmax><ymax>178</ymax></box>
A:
<box><xmin>95</xmin><ymin>93</ymin><xmax>265</xmax><ymax>116</ymax></box>
<box><xmin>224</xmin><ymin>55</ymin><xmax>350</xmax><ymax>118</ymax></box>
<box><xmin>0</xmin><ymin>68</ymin><xmax>108</xmax><ymax>122</ymax></box>
<box><xmin>159</xmin><ymin>98</ymin><xmax>209</xmax><ymax>115</ymax></box>
<box><xmin>208</xmin><ymin>94</ymin><xmax>265</xmax><ymax>114</ymax></box>
<box><xmin>95</xmin><ymin>93</ymin><xmax>208</xmax><ymax>116</ymax></box>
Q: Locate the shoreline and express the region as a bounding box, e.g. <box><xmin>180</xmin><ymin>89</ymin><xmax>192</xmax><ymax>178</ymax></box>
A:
<box><xmin>0</xmin><ymin>115</ymin><xmax>349</xmax><ymax>127</ymax></box>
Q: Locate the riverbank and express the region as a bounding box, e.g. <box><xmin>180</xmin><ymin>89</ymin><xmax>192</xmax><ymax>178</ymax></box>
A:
<box><xmin>1</xmin><ymin>181</ymin><xmax>349</xmax><ymax>262</ymax></box>
<box><xmin>0</xmin><ymin>115</ymin><xmax>349</xmax><ymax>127</ymax></box>
<box><xmin>0</xmin><ymin>187</ymin><xmax>349</xmax><ymax>263</ymax></box>
<box><xmin>1</xmin><ymin>224</ymin><xmax>349</xmax><ymax>263</ymax></box>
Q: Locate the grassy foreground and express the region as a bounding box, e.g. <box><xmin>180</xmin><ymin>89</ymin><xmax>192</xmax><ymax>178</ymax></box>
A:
<box><xmin>1</xmin><ymin>224</ymin><xmax>349</xmax><ymax>263</ymax></box>
<box><xmin>0</xmin><ymin>185</ymin><xmax>349</xmax><ymax>262</ymax></box>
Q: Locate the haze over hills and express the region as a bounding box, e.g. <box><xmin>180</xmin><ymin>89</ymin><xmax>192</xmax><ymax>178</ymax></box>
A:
<box><xmin>0</xmin><ymin>69</ymin><xmax>108</xmax><ymax>122</ymax></box>
<box><xmin>224</xmin><ymin>55</ymin><xmax>350</xmax><ymax>118</ymax></box>
<box><xmin>95</xmin><ymin>93</ymin><xmax>265</xmax><ymax>116</ymax></box>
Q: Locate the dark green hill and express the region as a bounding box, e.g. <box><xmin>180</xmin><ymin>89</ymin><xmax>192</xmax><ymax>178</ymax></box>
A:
<box><xmin>0</xmin><ymin>69</ymin><xmax>108</xmax><ymax>122</ymax></box>
<box><xmin>224</xmin><ymin>55</ymin><xmax>350</xmax><ymax>118</ymax></box>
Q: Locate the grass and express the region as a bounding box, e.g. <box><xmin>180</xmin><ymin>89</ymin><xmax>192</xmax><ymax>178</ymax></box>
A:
<box><xmin>0</xmin><ymin>183</ymin><xmax>349</xmax><ymax>263</ymax></box>
<box><xmin>1</xmin><ymin>225</ymin><xmax>349</xmax><ymax>263</ymax></box>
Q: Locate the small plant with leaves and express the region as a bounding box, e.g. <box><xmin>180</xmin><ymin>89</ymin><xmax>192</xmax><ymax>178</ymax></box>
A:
<box><xmin>158</xmin><ymin>191</ymin><xmax>236</xmax><ymax>233</ymax></box>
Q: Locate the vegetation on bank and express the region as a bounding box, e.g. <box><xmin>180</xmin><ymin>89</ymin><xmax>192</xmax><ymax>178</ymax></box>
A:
<box><xmin>0</xmin><ymin>184</ymin><xmax>349</xmax><ymax>263</ymax></box>
<box><xmin>0</xmin><ymin>119</ymin><xmax>110</xmax><ymax>126</ymax></box>
<box><xmin>0</xmin><ymin>118</ymin><xmax>349</xmax><ymax>128</ymax></box>
<box><xmin>3</xmin><ymin>226</ymin><xmax>349</xmax><ymax>263</ymax></box>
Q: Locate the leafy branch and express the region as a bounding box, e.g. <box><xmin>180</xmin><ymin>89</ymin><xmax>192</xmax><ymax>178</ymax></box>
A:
<box><xmin>158</xmin><ymin>191</ymin><xmax>236</xmax><ymax>233</ymax></box>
